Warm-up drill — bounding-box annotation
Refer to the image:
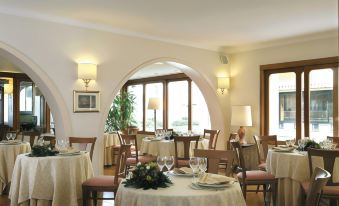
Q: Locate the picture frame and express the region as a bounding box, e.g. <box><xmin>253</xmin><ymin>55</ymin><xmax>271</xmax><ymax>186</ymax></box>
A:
<box><xmin>73</xmin><ymin>91</ymin><xmax>100</xmax><ymax>112</ymax></box>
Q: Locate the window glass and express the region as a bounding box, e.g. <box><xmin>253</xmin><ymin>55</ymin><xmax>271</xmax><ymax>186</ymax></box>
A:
<box><xmin>191</xmin><ymin>82</ymin><xmax>210</xmax><ymax>134</ymax></box>
<box><xmin>168</xmin><ymin>81</ymin><xmax>188</xmax><ymax>133</ymax></box>
<box><xmin>269</xmin><ymin>72</ymin><xmax>296</xmax><ymax>141</ymax></box>
<box><xmin>145</xmin><ymin>83</ymin><xmax>163</xmax><ymax>131</ymax></box>
<box><xmin>20</xmin><ymin>81</ymin><xmax>33</xmax><ymax>112</ymax></box>
<box><xmin>127</xmin><ymin>84</ymin><xmax>144</xmax><ymax>130</ymax></box>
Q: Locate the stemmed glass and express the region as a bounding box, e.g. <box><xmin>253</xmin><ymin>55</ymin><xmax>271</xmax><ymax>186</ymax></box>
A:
<box><xmin>157</xmin><ymin>156</ymin><xmax>165</xmax><ymax>172</ymax></box>
<box><xmin>290</xmin><ymin>139</ymin><xmax>295</xmax><ymax>146</ymax></box>
<box><xmin>189</xmin><ymin>157</ymin><xmax>199</xmax><ymax>183</ymax></box>
<box><xmin>198</xmin><ymin>157</ymin><xmax>207</xmax><ymax>176</ymax></box>
<box><xmin>6</xmin><ymin>133</ymin><xmax>11</xmax><ymax>141</ymax></box>
<box><xmin>164</xmin><ymin>156</ymin><xmax>174</xmax><ymax>173</ymax></box>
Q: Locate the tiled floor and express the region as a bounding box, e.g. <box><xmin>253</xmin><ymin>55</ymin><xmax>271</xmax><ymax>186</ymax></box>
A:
<box><xmin>0</xmin><ymin>166</ymin><xmax>264</xmax><ymax>206</ymax></box>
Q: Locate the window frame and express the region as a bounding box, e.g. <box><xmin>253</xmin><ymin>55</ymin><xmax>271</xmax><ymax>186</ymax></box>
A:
<box><xmin>260</xmin><ymin>56</ymin><xmax>339</xmax><ymax>141</ymax></box>
<box><xmin>124</xmin><ymin>73</ymin><xmax>205</xmax><ymax>134</ymax></box>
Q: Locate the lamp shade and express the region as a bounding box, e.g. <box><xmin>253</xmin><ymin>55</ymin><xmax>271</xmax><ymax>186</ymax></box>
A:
<box><xmin>147</xmin><ymin>98</ymin><xmax>160</xmax><ymax>110</ymax></box>
<box><xmin>217</xmin><ymin>77</ymin><xmax>230</xmax><ymax>90</ymax></box>
<box><xmin>4</xmin><ymin>84</ymin><xmax>13</xmax><ymax>94</ymax></box>
<box><xmin>231</xmin><ymin>105</ymin><xmax>252</xmax><ymax>126</ymax></box>
<box><xmin>78</xmin><ymin>63</ymin><xmax>97</xmax><ymax>80</ymax></box>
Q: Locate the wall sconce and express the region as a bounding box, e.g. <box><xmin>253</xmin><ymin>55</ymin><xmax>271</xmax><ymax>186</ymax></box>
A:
<box><xmin>78</xmin><ymin>63</ymin><xmax>97</xmax><ymax>91</ymax></box>
<box><xmin>217</xmin><ymin>77</ymin><xmax>230</xmax><ymax>94</ymax></box>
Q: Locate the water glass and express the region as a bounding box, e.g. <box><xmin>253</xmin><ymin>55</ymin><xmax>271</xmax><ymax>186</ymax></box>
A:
<box><xmin>165</xmin><ymin>156</ymin><xmax>174</xmax><ymax>171</ymax></box>
<box><xmin>189</xmin><ymin>157</ymin><xmax>199</xmax><ymax>183</ymax></box>
<box><xmin>157</xmin><ymin>156</ymin><xmax>165</xmax><ymax>171</ymax></box>
<box><xmin>198</xmin><ymin>157</ymin><xmax>207</xmax><ymax>175</ymax></box>
<box><xmin>285</xmin><ymin>140</ymin><xmax>291</xmax><ymax>147</ymax></box>
<box><xmin>290</xmin><ymin>139</ymin><xmax>295</xmax><ymax>146</ymax></box>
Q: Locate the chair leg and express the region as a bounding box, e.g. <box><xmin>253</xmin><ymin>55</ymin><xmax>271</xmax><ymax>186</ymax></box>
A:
<box><xmin>271</xmin><ymin>182</ymin><xmax>277</xmax><ymax>206</ymax></box>
<box><xmin>242</xmin><ymin>184</ymin><xmax>247</xmax><ymax>199</ymax></box>
<box><xmin>255</xmin><ymin>185</ymin><xmax>260</xmax><ymax>193</ymax></box>
<box><xmin>93</xmin><ymin>191</ymin><xmax>97</xmax><ymax>206</ymax></box>
<box><xmin>82</xmin><ymin>186</ymin><xmax>88</xmax><ymax>206</ymax></box>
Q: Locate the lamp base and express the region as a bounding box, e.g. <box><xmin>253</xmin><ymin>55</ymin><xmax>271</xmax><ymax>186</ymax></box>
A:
<box><xmin>237</xmin><ymin>126</ymin><xmax>247</xmax><ymax>144</ymax></box>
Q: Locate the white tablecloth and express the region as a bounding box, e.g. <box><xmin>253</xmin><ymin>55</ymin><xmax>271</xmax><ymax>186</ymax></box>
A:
<box><xmin>104</xmin><ymin>133</ymin><xmax>121</xmax><ymax>165</ymax></box>
<box><xmin>139</xmin><ymin>138</ymin><xmax>209</xmax><ymax>157</ymax></box>
<box><xmin>266</xmin><ymin>149</ymin><xmax>339</xmax><ymax>206</ymax></box>
<box><xmin>0</xmin><ymin>142</ymin><xmax>31</xmax><ymax>194</ymax></box>
<box><xmin>115</xmin><ymin>175</ymin><xmax>246</xmax><ymax>206</ymax></box>
<box><xmin>9</xmin><ymin>152</ymin><xmax>94</xmax><ymax>206</ymax></box>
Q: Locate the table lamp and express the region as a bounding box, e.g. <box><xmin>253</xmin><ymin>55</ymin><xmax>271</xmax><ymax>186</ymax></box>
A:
<box><xmin>231</xmin><ymin>105</ymin><xmax>252</xmax><ymax>144</ymax></box>
<box><xmin>148</xmin><ymin>97</ymin><xmax>160</xmax><ymax>131</ymax></box>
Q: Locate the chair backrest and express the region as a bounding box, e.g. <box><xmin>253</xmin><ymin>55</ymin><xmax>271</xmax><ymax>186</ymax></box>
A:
<box><xmin>230</xmin><ymin>141</ymin><xmax>247</xmax><ymax>180</ymax></box>
<box><xmin>126</xmin><ymin>127</ymin><xmax>139</xmax><ymax>135</ymax></box>
<box><xmin>227</xmin><ymin>133</ymin><xmax>238</xmax><ymax>150</ymax></box>
<box><xmin>327</xmin><ymin>136</ymin><xmax>339</xmax><ymax>148</ymax></box>
<box><xmin>42</xmin><ymin>135</ymin><xmax>56</xmax><ymax>146</ymax></box>
<box><xmin>114</xmin><ymin>144</ymin><xmax>131</xmax><ymax>186</ymax></box>
<box><xmin>22</xmin><ymin>131</ymin><xmax>41</xmax><ymax>147</ymax></box>
<box><xmin>305</xmin><ymin>167</ymin><xmax>331</xmax><ymax>206</ymax></box>
<box><xmin>120</xmin><ymin>134</ymin><xmax>138</xmax><ymax>161</ymax></box>
<box><xmin>115</xmin><ymin>131</ymin><xmax>123</xmax><ymax>145</ymax></box>
<box><xmin>174</xmin><ymin>135</ymin><xmax>200</xmax><ymax>167</ymax></box>
<box><xmin>194</xmin><ymin>149</ymin><xmax>235</xmax><ymax>176</ymax></box>
<box><xmin>253</xmin><ymin>135</ymin><xmax>262</xmax><ymax>164</ymax></box>
<box><xmin>69</xmin><ymin>137</ymin><xmax>97</xmax><ymax>161</ymax></box>
<box><xmin>0</xmin><ymin>125</ymin><xmax>10</xmax><ymax>141</ymax></box>
<box><xmin>259</xmin><ymin>135</ymin><xmax>277</xmax><ymax>160</ymax></box>
<box><xmin>307</xmin><ymin>148</ymin><xmax>339</xmax><ymax>186</ymax></box>
<box><xmin>203</xmin><ymin>129</ymin><xmax>220</xmax><ymax>150</ymax></box>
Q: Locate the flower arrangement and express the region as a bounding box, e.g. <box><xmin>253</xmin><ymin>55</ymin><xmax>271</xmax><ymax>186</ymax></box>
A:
<box><xmin>28</xmin><ymin>144</ymin><xmax>59</xmax><ymax>157</ymax></box>
<box><xmin>297</xmin><ymin>139</ymin><xmax>320</xmax><ymax>151</ymax></box>
<box><xmin>123</xmin><ymin>162</ymin><xmax>172</xmax><ymax>190</ymax></box>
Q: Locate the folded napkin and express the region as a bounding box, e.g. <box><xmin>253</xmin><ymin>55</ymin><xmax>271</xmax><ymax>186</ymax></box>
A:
<box><xmin>59</xmin><ymin>147</ymin><xmax>80</xmax><ymax>154</ymax></box>
<box><xmin>173</xmin><ymin>167</ymin><xmax>193</xmax><ymax>174</ymax></box>
<box><xmin>198</xmin><ymin>173</ymin><xmax>235</xmax><ymax>185</ymax></box>
<box><xmin>272</xmin><ymin>146</ymin><xmax>294</xmax><ymax>152</ymax></box>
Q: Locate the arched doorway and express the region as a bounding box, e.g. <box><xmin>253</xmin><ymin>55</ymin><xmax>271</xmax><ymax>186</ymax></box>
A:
<box><xmin>0</xmin><ymin>41</ymin><xmax>71</xmax><ymax>138</ymax></box>
<box><xmin>100</xmin><ymin>58</ymin><xmax>225</xmax><ymax>168</ymax></box>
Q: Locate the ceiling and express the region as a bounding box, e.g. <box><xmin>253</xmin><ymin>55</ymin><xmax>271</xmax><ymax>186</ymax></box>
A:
<box><xmin>130</xmin><ymin>62</ymin><xmax>182</xmax><ymax>80</ymax></box>
<box><xmin>0</xmin><ymin>54</ymin><xmax>21</xmax><ymax>73</ymax></box>
<box><xmin>0</xmin><ymin>0</ymin><xmax>337</xmax><ymax>51</ymax></box>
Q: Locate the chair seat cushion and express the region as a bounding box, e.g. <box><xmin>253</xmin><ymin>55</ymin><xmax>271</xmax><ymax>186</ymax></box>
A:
<box><xmin>126</xmin><ymin>155</ymin><xmax>156</xmax><ymax>165</ymax></box>
<box><xmin>82</xmin><ymin>175</ymin><xmax>121</xmax><ymax>187</ymax></box>
<box><xmin>302</xmin><ymin>181</ymin><xmax>339</xmax><ymax>196</ymax></box>
<box><xmin>237</xmin><ymin>170</ymin><xmax>275</xmax><ymax>181</ymax></box>
<box><xmin>258</xmin><ymin>162</ymin><xmax>267</xmax><ymax>171</ymax></box>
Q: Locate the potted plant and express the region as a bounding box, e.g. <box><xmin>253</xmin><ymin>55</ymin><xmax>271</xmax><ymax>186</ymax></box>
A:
<box><xmin>105</xmin><ymin>91</ymin><xmax>137</xmax><ymax>133</ymax></box>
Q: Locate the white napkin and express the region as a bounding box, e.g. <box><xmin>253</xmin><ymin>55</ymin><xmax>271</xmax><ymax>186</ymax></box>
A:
<box><xmin>173</xmin><ymin>167</ymin><xmax>193</xmax><ymax>174</ymax></box>
<box><xmin>198</xmin><ymin>173</ymin><xmax>235</xmax><ymax>185</ymax></box>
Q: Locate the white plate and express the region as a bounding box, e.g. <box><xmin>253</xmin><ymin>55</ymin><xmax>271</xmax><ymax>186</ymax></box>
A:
<box><xmin>57</xmin><ymin>151</ymin><xmax>81</xmax><ymax>156</ymax></box>
<box><xmin>168</xmin><ymin>170</ymin><xmax>195</xmax><ymax>177</ymax></box>
<box><xmin>196</xmin><ymin>182</ymin><xmax>232</xmax><ymax>188</ymax></box>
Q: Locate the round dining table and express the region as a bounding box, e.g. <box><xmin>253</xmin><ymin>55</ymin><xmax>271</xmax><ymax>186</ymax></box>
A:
<box><xmin>9</xmin><ymin>152</ymin><xmax>94</xmax><ymax>206</ymax></box>
<box><xmin>139</xmin><ymin>137</ymin><xmax>209</xmax><ymax>157</ymax></box>
<box><xmin>115</xmin><ymin>175</ymin><xmax>246</xmax><ymax>206</ymax></box>
<box><xmin>0</xmin><ymin>141</ymin><xmax>31</xmax><ymax>195</ymax></box>
<box><xmin>104</xmin><ymin>133</ymin><xmax>121</xmax><ymax>165</ymax></box>
<box><xmin>266</xmin><ymin>149</ymin><xmax>339</xmax><ymax>206</ymax></box>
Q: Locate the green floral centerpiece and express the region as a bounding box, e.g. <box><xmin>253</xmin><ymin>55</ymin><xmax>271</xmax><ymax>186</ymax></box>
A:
<box><xmin>28</xmin><ymin>144</ymin><xmax>59</xmax><ymax>157</ymax></box>
<box><xmin>297</xmin><ymin>139</ymin><xmax>320</xmax><ymax>151</ymax></box>
<box><xmin>123</xmin><ymin>162</ymin><xmax>172</xmax><ymax>190</ymax></box>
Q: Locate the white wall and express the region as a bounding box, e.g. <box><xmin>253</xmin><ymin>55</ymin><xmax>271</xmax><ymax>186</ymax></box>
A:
<box><xmin>0</xmin><ymin>13</ymin><xmax>230</xmax><ymax>175</ymax></box>
<box><xmin>229</xmin><ymin>36</ymin><xmax>339</xmax><ymax>142</ymax></box>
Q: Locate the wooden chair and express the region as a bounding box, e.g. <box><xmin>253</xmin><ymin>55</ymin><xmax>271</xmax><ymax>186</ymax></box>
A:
<box><xmin>111</xmin><ymin>131</ymin><xmax>123</xmax><ymax>165</ymax></box>
<box><xmin>121</xmin><ymin>134</ymin><xmax>156</xmax><ymax>166</ymax></box>
<box><xmin>327</xmin><ymin>136</ymin><xmax>339</xmax><ymax>148</ymax></box>
<box><xmin>69</xmin><ymin>137</ymin><xmax>97</xmax><ymax>161</ymax></box>
<box><xmin>227</xmin><ymin>133</ymin><xmax>238</xmax><ymax>150</ymax></box>
<box><xmin>0</xmin><ymin>125</ymin><xmax>9</xmax><ymax>141</ymax></box>
<box><xmin>126</xmin><ymin>127</ymin><xmax>139</xmax><ymax>135</ymax></box>
<box><xmin>203</xmin><ymin>129</ymin><xmax>220</xmax><ymax>150</ymax></box>
<box><xmin>174</xmin><ymin>135</ymin><xmax>200</xmax><ymax>168</ymax></box>
<box><xmin>82</xmin><ymin>144</ymin><xmax>131</xmax><ymax>206</ymax></box>
<box><xmin>301</xmin><ymin>167</ymin><xmax>331</xmax><ymax>206</ymax></box>
<box><xmin>303</xmin><ymin>148</ymin><xmax>339</xmax><ymax>205</ymax></box>
<box><xmin>21</xmin><ymin>131</ymin><xmax>41</xmax><ymax>147</ymax></box>
<box><xmin>42</xmin><ymin>135</ymin><xmax>56</xmax><ymax>146</ymax></box>
<box><xmin>194</xmin><ymin>149</ymin><xmax>235</xmax><ymax>176</ymax></box>
<box><xmin>231</xmin><ymin>141</ymin><xmax>278</xmax><ymax>205</ymax></box>
<box><xmin>255</xmin><ymin>135</ymin><xmax>278</xmax><ymax>171</ymax></box>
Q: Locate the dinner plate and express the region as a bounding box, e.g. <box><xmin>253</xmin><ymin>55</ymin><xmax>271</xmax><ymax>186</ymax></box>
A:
<box><xmin>195</xmin><ymin>182</ymin><xmax>233</xmax><ymax>188</ymax></box>
<box><xmin>168</xmin><ymin>170</ymin><xmax>195</xmax><ymax>177</ymax></box>
<box><xmin>57</xmin><ymin>151</ymin><xmax>81</xmax><ymax>156</ymax></box>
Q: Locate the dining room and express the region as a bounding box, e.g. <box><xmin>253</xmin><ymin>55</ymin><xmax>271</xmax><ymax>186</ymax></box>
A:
<box><xmin>0</xmin><ymin>1</ymin><xmax>338</xmax><ymax>206</ymax></box>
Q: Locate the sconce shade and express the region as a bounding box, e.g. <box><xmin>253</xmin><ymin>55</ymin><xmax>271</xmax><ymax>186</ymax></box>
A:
<box><xmin>148</xmin><ymin>98</ymin><xmax>160</xmax><ymax>110</ymax></box>
<box><xmin>218</xmin><ymin>77</ymin><xmax>230</xmax><ymax>90</ymax></box>
<box><xmin>231</xmin><ymin>105</ymin><xmax>252</xmax><ymax>126</ymax></box>
<box><xmin>4</xmin><ymin>84</ymin><xmax>13</xmax><ymax>94</ymax></box>
<box><xmin>78</xmin><ymin>63</ymin><xmax>97</xmax><ymax>80</ymax></box>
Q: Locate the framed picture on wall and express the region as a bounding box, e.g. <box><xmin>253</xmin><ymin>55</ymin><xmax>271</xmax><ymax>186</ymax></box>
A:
<box><xmin>73</xmin><ymin>91</ymin><xmax>100</xmax><ymax>112</ymax></box>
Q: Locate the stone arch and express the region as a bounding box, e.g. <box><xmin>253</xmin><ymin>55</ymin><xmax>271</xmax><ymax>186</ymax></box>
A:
<box><xmin>0</xmin><ymin>41</ymin><xmax>72</xmax><ymax>137</ymax></box>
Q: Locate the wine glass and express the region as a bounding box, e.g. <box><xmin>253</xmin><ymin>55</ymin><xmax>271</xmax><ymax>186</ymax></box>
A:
<box><xmin>198</xmin><ymin>157</ymin><xmax>207</xmax><ymax>175</ymax></box>
<box><xmin>11</xmin><ymin>133</ymin><xmax>16</xmax><ymax>141</ymax></box>
<box><xmin>165</xmin><ymin>156</ymin><xmax>174</xmax><ymax>172</ymax></box>
<box><xmin>290</xmin><ymin>139</ymin><xmax>295</xmax><ymax>147</ymax></box>
<box><xmin>157</xmin><ymin>156</ymin><xmax>165</xmax><ymax>172</ymax></box>
<box><xmin>6</xmin><ymin>133</ymin><xmax>11</xmax><ymax>141</ymax></box>
<box><xmin>189</xmin><ymin>157</ymin><xmax>199</xmax><ymax>183</ymax></box>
